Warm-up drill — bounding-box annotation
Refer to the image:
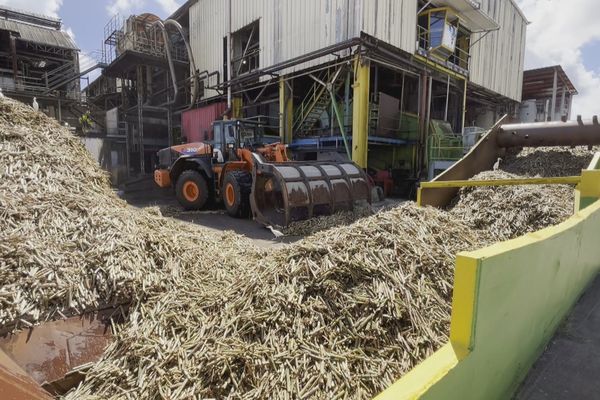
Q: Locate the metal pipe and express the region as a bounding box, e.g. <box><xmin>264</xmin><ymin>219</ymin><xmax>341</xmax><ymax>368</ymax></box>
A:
<box><xmin>164</xmin><ymin>19</ymin><xmax>199</xmax><ymax>109</ymax></box>
<box><xmin>217</xmin><ymin>38</ymin><xmax>363</xmax><ymax>89</ymax></box>
<box><xmin>498</xmin><ymin>117</ymin><xmax>600</xmax><ymax>148</ymax></box>
<box><xmin>227</xmin><ymin>0</ymin><xmax>232</xmax><ymax>109</ymax></box>
<box><xmin>151</xmin><ymin>20</ymin><xmax>178</xmax><ymax>105</ymax></box>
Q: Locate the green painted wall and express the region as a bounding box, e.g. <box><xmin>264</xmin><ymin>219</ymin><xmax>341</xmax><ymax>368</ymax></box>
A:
<box><xmin>421</xmin><ymin>200</ymin><xmax>600</xmax><ymax>399</ymax></box>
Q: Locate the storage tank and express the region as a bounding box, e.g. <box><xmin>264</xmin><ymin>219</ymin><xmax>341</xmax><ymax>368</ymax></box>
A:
<box><xmin>519</xmin><ymin>99</ymin><xmax>537</xmax><ymax>123</ymax></box>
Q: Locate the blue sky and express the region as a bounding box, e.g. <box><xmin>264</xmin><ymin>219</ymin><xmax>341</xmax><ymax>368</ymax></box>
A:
<box><xmin>581</xmin><ymin>41</ymin><xmax>600</xmax><ymax>74</ymax></box>
<box><xmin>60</xmin><ymin>0</ymin><xmax>178</xmax><ymax>56</ymax></box>
<box><xmin>0</xmin><ymin>0</ymin><xmax>598</xmax><ymax>117</ymax></box>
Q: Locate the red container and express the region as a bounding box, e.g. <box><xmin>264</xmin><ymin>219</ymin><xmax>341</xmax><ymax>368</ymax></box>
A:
<box><xmin>182</xmin><ymin>102</ymin><xmax>227</xmax><ymax>143</ymax></box>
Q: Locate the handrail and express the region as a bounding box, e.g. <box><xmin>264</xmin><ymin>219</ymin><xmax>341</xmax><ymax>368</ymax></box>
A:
<box><xmin>420</xmin><ymin>176</ymin><xmax>582</xmax><ymax>189</ymax></box>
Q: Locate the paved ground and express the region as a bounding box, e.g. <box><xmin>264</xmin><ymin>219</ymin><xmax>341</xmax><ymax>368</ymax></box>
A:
<box><xmin>119</xmin><ymin>176</ymin><xmax>400</xmax><ymax>247</ymax></box>
<box><xmin>516</xmin><ymin>274</ymin><xmax>600</xmax><ymax>399</ymax></box>
<box><xmin>120</xmin><ymin>176</ymin><xmax>296</xmax><ymax>247</ymax></box>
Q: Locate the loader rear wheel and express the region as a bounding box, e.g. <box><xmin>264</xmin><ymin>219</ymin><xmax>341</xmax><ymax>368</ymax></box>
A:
<box><xmin>176</xmin><ymin>170</ymin><xmax>209</xmax><ymax>210</ymax></box>
<box><xmin>223</xmin><ymin>171</ymin><xmax>252</xmax><ymax>218</ymax></box>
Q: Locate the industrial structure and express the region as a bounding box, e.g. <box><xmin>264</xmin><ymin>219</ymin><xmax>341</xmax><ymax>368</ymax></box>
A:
<box><xmin>92</xmin><ymin>0</ymin><xmax>527</xmax><ymax>193</ymax></box>
<box><xmin>0</xmin><ymin>6</ymin><xmax>100</xmax><ymax>127</ymax></box>
<box><xmin>185</xmin><ymin>0</ymin><xmax>528</xmax><ymax>194</ymax></box>
<box><xmin>93</xmin><ymin>4</ymin><xmax>196</xmax><ymax>180</ymax></box>
<box><xmin>520</xmin><ymin>65</ymin><xmax>578</xmax><ymax>122</ymax></box>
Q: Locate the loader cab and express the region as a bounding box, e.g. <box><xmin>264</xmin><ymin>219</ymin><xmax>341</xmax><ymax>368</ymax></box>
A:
<box><xmin>212</xmin><ymin>119</ymin><xmax>273</xmax><ymax>162</ymax></box>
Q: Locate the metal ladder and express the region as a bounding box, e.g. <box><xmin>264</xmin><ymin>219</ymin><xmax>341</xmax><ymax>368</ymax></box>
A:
<box><xmin>293</xmin><ymin>68</ymin><xmax>345</xmax><ymax>134</ymax></box>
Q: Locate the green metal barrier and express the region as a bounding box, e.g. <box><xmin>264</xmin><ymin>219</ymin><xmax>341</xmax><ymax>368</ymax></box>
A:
<box><xmin>376</xmin><ymin>153</ymin><xmax>600</xmax><ymax>400</ymax></box>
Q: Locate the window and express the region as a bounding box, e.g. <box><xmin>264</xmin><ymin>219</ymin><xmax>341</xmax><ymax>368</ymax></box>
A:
<box><xmin>417</xmin><ymin>7</ymin><xmax>471</xmax><ymax>71</ymax></box>
<box><xmin>231</xmin><ymin>21</ymin><xmax>259</xmax><ymax>77</ymax></box>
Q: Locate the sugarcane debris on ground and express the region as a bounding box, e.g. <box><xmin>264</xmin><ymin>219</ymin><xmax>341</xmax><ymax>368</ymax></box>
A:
<box><xmin>282</xmin><ymin>206</ymin><xmax>374</xmax><ymax>236</ymax></box>
<box><xmin>0</xmin><ymin>96</ymin><xmax>597</xmax><ymax>399</ymax></box>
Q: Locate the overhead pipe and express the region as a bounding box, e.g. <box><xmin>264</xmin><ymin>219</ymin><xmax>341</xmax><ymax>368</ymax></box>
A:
<box><xmin>151</xmin><ymin>20</ymin><xmax>178</xmax><ymax>105</ymax></box>
<box><xmin>164</xmin><ymin>19</ymin><xmax>200</xmax><ymax>109</ymax></box>
<box><xmin>498</xmin><ymin>116</ymin><xmax>600</xmax><ymax>148</ymax></box>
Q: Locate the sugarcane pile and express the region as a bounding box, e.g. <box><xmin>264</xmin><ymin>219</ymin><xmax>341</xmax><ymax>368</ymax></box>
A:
<box><xmin>0</xmin><ymin>96</ymin><xmax>594</xmax><ymax>399</ymax></box>
<box><xmin>449</xmin><ymin>170</ymin><xmax>574</xmax><ymax>241</ymax></box>
<box><xmin>448</xmin><ymin>146</ymin><xmax>597</xmax><ymax>241</ymax></box>
<box><xmin>500</xmin><ymin>146</ymin><xmax>597</xmax><ymax>177</ymax></box>
<box><xmin>0</xmin><ymin>97</ymin><xmax>257</xmax><ymax>331</ymax></box>
<box><xmin>0</xmin><ymin>97</ymin><xmax>482</xmax><ymax>399</ymax></box>
<box><xmin>66</xmin><ymin>203</ymin><xmax>485</xmax><ymax>399</ymax></box>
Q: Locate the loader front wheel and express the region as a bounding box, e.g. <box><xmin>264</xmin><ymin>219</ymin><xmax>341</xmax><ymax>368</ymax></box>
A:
<box><xmin>223</xmin><ymin>171</ymin><xmax>252</xmax><ymax>218</ymax></box>
<box><xmin>176</xmin><ymin>170</ymin><xmax>209</xmax><ymax>210</ymax></box>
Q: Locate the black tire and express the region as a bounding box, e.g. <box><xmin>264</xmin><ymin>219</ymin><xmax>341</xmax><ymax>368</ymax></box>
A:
<box><xmin>175</xmin><ymin>170</ymin><xmax>209</xmax><ymax>210</ymax></box>
<box><xmin>223</xmin><ymin>170</ymin><xmax>252</xmax><ymax>218</ymax></box>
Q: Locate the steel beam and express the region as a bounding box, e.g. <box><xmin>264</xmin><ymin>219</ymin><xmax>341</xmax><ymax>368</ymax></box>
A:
<box><xmin>420</xmin><ymin>176</ymin><xmax>581</xmax><ymax>189</ymax></box>
<box><xmin>279</xmin><ymin>76</ymin><xmax>293</xmax><ymax>144</ymax></box>
<box><xmin>352</xmin><ymin>56</ymin><xmax>370</xmax><ymax>167</ymax></box>
<box><xmin>550</xmin><ymin>68</ymin><xmax>558</xmax><ymax>121</ymax></box>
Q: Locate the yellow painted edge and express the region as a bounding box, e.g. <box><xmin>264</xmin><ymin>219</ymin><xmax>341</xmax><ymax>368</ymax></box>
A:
<box><xmin>413</xmin><ymin>54</ymin><xmax>467</xmax><ymax>80</ymax></box>
<box><xmin>449</xmin><ymin>254</ymin><xmax>480</xmax><ymax>359</ymax></box>
<box><xmin>579</xmin><ymin>170</ymin><xmax>600</xmax><ymax>198</ymax></box>
<box><xmin>588</xmin><ymin>152</ymin><xmax>600</xmax><ymax>170</ymax></box>
<box><xmin>416</xmin><ymin>187</ymin><xmax>423</xmax><ymax>207</ymax></box>
<box><xmin>374</xmin><ymin>343</ymin><xmax>459</xmax><ymax>400</ymax></box>
<box><xmin>420</xmin><ymin>176</ymin><xmax>581</xmax><ymax>189</ymax></box>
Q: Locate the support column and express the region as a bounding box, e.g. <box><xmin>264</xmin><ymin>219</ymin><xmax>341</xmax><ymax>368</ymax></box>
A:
<box><xmin>232</xmin><ymin>97</ymin><xmax>243</xmax><ymax>119</ymax></box>
<box><xmin>352</xmin><ymin>56</ymin><xmax>370</xmax><ymax>168</ymax></box>
<box><xmin>550</xmin><ymin>68</ymin><xmax>558</xmax><ymax>121</ymax></box>
<box><xmin>560</xmin><ymin>85</ymin><xmax>566</xmax><ymax>120</ymax></box>
<box><xmin>279</xmin><ymin>77</ymin><xmax>293</xmax><ymax>144</ymax></box>
<box><xmin>136</xmin><ymin>65</ymin><xmax>144</xmax><ymax>174</ymax></box>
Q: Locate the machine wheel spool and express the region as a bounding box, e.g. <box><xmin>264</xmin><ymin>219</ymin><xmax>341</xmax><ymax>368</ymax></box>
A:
<box><xmin>223</xmin><ymin>170</ymin><xmax>252</xmax><ymax>218</ymax></box>
<box><xmin>176</xmin><ymin>170</ymin><xmax>209</xmax><ymax>210</ymax></box>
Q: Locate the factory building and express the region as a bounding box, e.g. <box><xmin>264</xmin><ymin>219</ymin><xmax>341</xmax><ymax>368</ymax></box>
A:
<box><xmin>0</xmin><ymin>6</ymin><xmax>86</xmax><ymax>127</ymax></box>
<box><xmin>185</xmin><ymin>0</ymin><xmax>527</xmax><ymax>193</ymax></box>
<box><xmin>520</xmin><ymin>65</ymin><xmax>578</xmax><ymax>123</ymax></box>
<box><xmin>97</xmin><ymin>0</ymin><xmax>527</xmax><ymax>193</ymax></box>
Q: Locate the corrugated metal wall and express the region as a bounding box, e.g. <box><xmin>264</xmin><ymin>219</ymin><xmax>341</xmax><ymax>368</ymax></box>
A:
<box><xmin>190</xmin><ymin>0</ymin><xmax>416</xmax><ymax>99</ymax></box>
<box><xmin>189</xmin><ymin>0</ymin><xmax>226</xmax><ymax>99</ymax></box>
<box><xmin>190</xmin><ymin>0</ymin><xmax>525</xmax><ymax>102</ymax></box>
<box><xmin>360</xmin><ymin>0</ymin><xmax>417</xmax><ymax>54</ymax></box>
<box><xmin>182</xmin><ymin>102</ymin><xmax>228</xmax><ymax>142</ymax></box>
<box><xmin>469</xmin><ymin>0</ymin><xmax>527</xmax><ymax>102</ymax></box>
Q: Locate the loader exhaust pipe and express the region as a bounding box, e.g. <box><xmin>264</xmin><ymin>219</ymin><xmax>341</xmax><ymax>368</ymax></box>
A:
<box><xmin>250</xmin><ymin>160</ymin><xmax>371</xmax><ymax>228</ymax></box>
<box><xmin>498</xmin><ymin>116</ymin><xmax>600</xmax><ymax>148</ymax></box>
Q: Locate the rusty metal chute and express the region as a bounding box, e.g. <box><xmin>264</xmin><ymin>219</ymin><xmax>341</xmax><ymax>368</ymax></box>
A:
<box><xmin>250</xmin><ymin>156</ymin><xmax>371</xmax><ymax>228</ymax></box>
<box><xmin>419</xmin><ymin>115</ymin><xmax>600</xmax><ymax>208</ymax></box>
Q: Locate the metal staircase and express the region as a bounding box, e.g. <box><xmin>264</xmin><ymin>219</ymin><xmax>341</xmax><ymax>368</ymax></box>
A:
<box><xmin>293</xmin><ymin>68</ymin><xmax>345</xmax><ymax>134</ymax></box>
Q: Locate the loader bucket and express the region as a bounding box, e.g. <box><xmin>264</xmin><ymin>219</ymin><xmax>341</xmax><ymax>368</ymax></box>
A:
<box><xmin>250</xmin><ymin>158</ymin><xmax>371</xmax><ymax>228</ymax></box>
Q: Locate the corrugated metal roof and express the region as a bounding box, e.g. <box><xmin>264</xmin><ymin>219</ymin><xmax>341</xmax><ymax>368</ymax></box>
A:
<box><xmin>0</xmin><ymin>19</ymin><xmax>78</xmax><ymax>50</ymax></box>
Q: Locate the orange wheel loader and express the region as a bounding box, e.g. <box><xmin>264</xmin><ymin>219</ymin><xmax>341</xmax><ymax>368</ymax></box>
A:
<box><xmin>154</xmin><ymin>119</ymin><xmax>371</xmax><ymax>227</ymax></box>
